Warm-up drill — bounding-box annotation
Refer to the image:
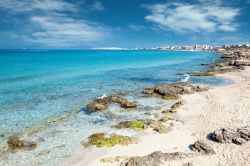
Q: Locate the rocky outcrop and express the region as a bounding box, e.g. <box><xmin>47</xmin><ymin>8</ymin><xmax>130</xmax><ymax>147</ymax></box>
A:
<box><xmin>143</xmin><ymin>82</ymin><xmax>206</xmax><ymax>98</ymax></box>
<box><xmin>209</xmin><ymin>126</ymin><xmax>250</xmax><ymax>145</ymax></box>
<box><xmin>191</xmin><ymin>140</ymin><xmax>215</xmax><ymax>155</ymax></box>
<box><xmin>87</xmin><ymin>95</ymin><xmax>137</xmax><ymax>111</ymax></box>
<box><xmin>218</xmin><ymin>48</ymin><xmax>250</xmax><ymax>69</ymax></box>
<box><xmin>7</xmin><ymin>136</ymin><xmax>37</xmax><ymax>152</ymax></box>
<box><xmin>220</xmin><ymin>49</ymin><xmax>250</xmax><ymax>60</ymax></box>
<box><xmin>121</xmin><ymin>151</ymin><xmax>195</xmax><ymax>166</ymax></box>
<box><xmin>228</xmin><ymin>60</ymin><xmax>250</xmax><ymax>67</ymax></box>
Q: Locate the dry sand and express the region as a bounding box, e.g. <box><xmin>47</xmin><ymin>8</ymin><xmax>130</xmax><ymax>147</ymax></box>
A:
<box><xmin>61</xmin><ymin>67</ymin><xmax>250</xmax><ymax>166</ymax></box>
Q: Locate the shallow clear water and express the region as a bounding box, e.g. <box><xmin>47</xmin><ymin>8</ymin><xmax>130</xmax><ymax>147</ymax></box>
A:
<box><xmin>0</xmin><ymin>50</ymin><xmax>230</xmax><ymax>165</ymax></box>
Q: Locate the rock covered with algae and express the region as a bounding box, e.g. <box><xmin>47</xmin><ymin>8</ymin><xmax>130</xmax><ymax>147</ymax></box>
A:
<box><xmin>84</xmin><ymin>133</ymin><xmax>138</xmax><ymax>147</ymax></box>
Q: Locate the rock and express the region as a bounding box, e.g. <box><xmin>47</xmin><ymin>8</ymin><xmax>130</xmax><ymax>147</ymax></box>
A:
<box><xmin>237</xmin><ymin>126</ymin><xmax>250</xmax><ymax>141</ymax></box>
<box><xmin>120</xmin><ymin>101</ymin><xmax>137</xmax><ymax>109</ymax></box>
<box><xmin>147</xmin><ymin>120</ymin><xmax>172</xmax><ymax>134</ymax></box>
<box><xmin>87</xmin><ymin>102</ymin><xmax>107</xmax><ymax>111</ymax></box>
<box><xmin>113</xmin><ymin>120</ymin><xmax>147</xmax><ymax>131</ymax></box>
<box><xmin>7</xmin><ymin>136</ymin><xmax>37</xmax><ymax>151</ymax></box>
<box><xmin>143</xmin><ymin>82</ymin><xmax>206</xmax><ymax>98</ymax></box>
<box><xmin>154</xmin><ymin>124</ymin><xmax>172</xmax><ymax>134</ymax></box>
<box><xmin>86</xmin><ymin>133</ymin><xmax>138</xmax><ymax>147</ymax></box>
<box><xmin>231</xmin><ymin>60</ymin><xmax>250</xmax><ymax>67</ymax></box>
<box><xmin>168</xmin><ymin>100</ymin><xmax>185</xmax><ymax>113</ymax></box>
<box><xmin>123</xmin><ymin>151</ymin><xmax>163</xmax><ymax>166</ymax></box>
<box><xmin>87</xmin><ymin>95</ymin><xmax>137</xmax><ymax>111</ymax></box>
<box><xmin>121</xmin><ymin>151</ymin><xmax>195</xmax><ymax>166</ymax></box>
<box><xmin>209</xmin><ymin>126</ymin><xmax>250</xmax><ymax>145</ymax></box>
<box><xmin>191</xmin><ymin>140</ymin><xmax>215</xmax><ymax>154</ymax></box>
<box><xmin>210</xmin><ymin>128</ymin><xmax>243</xmax><ymax>144</ymax></box>
<box><xmin>220</xmin><ymin>49</ymin><xmax>250</xmax><ymax>60</ymax></box>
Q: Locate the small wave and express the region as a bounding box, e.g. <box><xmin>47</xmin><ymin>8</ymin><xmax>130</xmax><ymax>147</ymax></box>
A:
<box><xmin>98</xmin><ymin>94</ymin><xmax>108</xmax><ymax>99</ymax></box>
<box><xmin>181</xmin><ymin>74</ymin><xmax>190</xmax><ymax>82</ymax></box>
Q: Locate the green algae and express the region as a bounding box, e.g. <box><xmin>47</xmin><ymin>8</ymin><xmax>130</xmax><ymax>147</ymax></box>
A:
<box><xmin>87</xmin><ymin>133</ymin><xmax>137</xmax><ymax>147</ymax></box>
<box><xmin>162</xmin><ymin>95</ymin><xmax>179</xmax><ymax>100</ymax></box>
<box><xmin>113</xmin><ymin>120</ymin><xmax>146</xmax><ymax>131</ymax></box>
<box><xmin>159</xmin><ymin>117</ymin><xmax>169</xmax><ymax>123</ymax></box>
<box><xmin>153</xmin><ymin>113</ymin><xmax>159</xmax><ymax>118</ymax></box>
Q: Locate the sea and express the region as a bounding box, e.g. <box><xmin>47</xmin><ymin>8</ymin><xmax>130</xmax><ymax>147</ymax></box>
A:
<box><xmin>0</xmin><ymin>50</ymin><xmax>231</xmax><ymax>165</ymax></box>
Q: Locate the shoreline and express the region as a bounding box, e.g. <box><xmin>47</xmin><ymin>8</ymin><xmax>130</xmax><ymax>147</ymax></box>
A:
<box><xmin>62</xmin><ymin>50</ymin><xmax>250</xmax><ymax>166</ymax></box>
<box><xmin>1</xmin><ymin>49</ymin><xmax>249</xmax><ymax>165</ymax></box>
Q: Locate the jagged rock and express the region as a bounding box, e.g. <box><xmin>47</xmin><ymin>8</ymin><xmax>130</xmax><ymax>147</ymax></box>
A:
<box><xmin>191</xmin><ymin>140</ymin><xmax>215</xmax><ymax>154</ymax></box>
<box><xmin>210</xmin><ymin>128</ymin><xmax>244</xmax><ymax>144</ymax></box>
<box><xmin>119</xmin><ymin>100</ymin><xmax>137</xmax><ymax>109</ymax></box>
<box><xmin>7</xmin><ymin>136</ymin><xmax>37</xmax><ymax>151</ymax></box>
<box><xmin>229</xmin><ymin>60</ymin><xmax>250</xmax><ymax>67</ymax></box>
<box><xmin>209</xmin><ymin>126</ymin><xmax>250</xmax><ymax>145</ymax></box>
<box><xmin>87</xmin><ymin>102</ymin><xmax>107</xmax><ymax>111</ymax></box>
<box><xmin>237</xmin><ymin>126</ymin><xmax>250</xmax><ymax>141</ymax></box>
<box><xmin>87</xmin><ymin>95</ymin><xmax>137</xmax><ymax>111</ymax></box>
<box><xmin>121</xmin><ymin>151</ymin><xmax>195</xmax><ymax>166</ymax></box>
<box><xmin>143</xmin><ymin>82</ymin><xmax>206</xmax><ymax>98</ymax></box>
<box><xmin>220</xmin><ymin>49</ymin><xmax>250</xmax><ymax>60</ymax></box>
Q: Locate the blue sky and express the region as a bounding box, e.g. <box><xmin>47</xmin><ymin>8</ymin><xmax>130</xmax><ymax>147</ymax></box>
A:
<box><xmin>0</xmin><ymin>0</ymin><xmax>249</xmax><ymax>49</ymax></box>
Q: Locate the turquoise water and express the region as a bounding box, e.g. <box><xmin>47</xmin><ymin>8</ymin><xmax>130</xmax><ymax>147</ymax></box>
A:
<box><xmin>0</xmin><ymin>50</ymin><xmax>226</xmax><ymax>138</ymax></box>
<box><xmin>0</xmin><ymin>50</ymin><xmax>230</xmax><ymax>165</ymax></box>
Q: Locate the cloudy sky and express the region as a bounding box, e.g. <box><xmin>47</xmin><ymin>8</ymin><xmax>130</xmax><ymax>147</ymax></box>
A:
<box><xmin>0</xmin><ymin>0</ymin><xmax>249</xmax><ymax>49</ymax></box>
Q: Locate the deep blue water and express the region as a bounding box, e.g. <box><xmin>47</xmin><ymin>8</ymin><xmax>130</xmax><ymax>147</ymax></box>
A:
<box><xmin>0</xmin><ymin>50</ymin><xmax>226</xmax><ymax>138</ymax></box>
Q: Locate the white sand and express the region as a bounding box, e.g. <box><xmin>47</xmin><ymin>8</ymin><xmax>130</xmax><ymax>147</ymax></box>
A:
<box><xmin>61</xmin><ymin>67</ymin><xmax>250</xmax><ymax>166</ymax></box>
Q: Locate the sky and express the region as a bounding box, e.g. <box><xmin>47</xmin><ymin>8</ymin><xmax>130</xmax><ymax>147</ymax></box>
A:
<box><xmin>0</xmin><ymin>0</ymin><xmax>249</xmax><ymax>49</ymax></box>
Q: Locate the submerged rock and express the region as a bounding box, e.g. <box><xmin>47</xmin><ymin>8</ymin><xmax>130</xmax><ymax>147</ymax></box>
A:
<box><xmin>87</xmin><ymin>95</ymin><xmax>137</xmax><ymax>111</ymax></box>
<box><xmin>191</xmin><ymin>140</ymin><xmax>215</xmax><ymax>155</ymax></box>
<box><xmin>7</xmin><ymin>136</ymin><xmax>37</xmax><ymax>152</ymax></box>
<box><xmin>113</xmin><ymin>120</ymin><xmax>147</xmax><ymax>131</ymax></box>
<box><xmin>209</xmin><ymin>126</ymin><xmax>250</xmax><ymax>145</ymax></box>
<box><xmin>87</xmin><ymin>102</ymin><xmax>107</xmax><ymax>111</ymax></box>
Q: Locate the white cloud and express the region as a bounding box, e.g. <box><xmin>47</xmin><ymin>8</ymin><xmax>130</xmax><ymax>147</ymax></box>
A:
<box><xmin>144</xmin><ymin>2</ymin><xmax>240</xmax><ymax>33</ymax></box>
<box><xmin>93</xmin><ymin>1</ymin><xmax>105</xmax><ymax>11</ymax></box>
<box><xmin>0</xmin><ymin>0</ymin><xmax>76</xmax><ymax>13</ymax></box>
<box><xmin>0</xmin><ymin>0</ymin><xmax>109</xmax><ymax>47</ymax></box>
<box><xmin>26</xmin><ymin>15</ymin><xmax>108</xmax><ymax>47</ymax></box>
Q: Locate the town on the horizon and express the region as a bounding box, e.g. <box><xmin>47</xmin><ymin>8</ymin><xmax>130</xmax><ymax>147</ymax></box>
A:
<box><xmin>91</xmin><ymin>43</ymin><xmax>250</xmax><ymax>51</ymax></box>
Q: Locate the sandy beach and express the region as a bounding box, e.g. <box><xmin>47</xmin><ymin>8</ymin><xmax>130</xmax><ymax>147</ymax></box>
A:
<box><xmin>62</xmin><ymin>67</ymin><xmax>250</xmax><ymax>166</ymax></box>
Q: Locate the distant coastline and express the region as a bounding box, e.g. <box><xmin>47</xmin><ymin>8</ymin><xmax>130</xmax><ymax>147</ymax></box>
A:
<box><xmin>91</xmin><ymin>43</ymin><xmax>250</xmax><ymax>52</ymax></box>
